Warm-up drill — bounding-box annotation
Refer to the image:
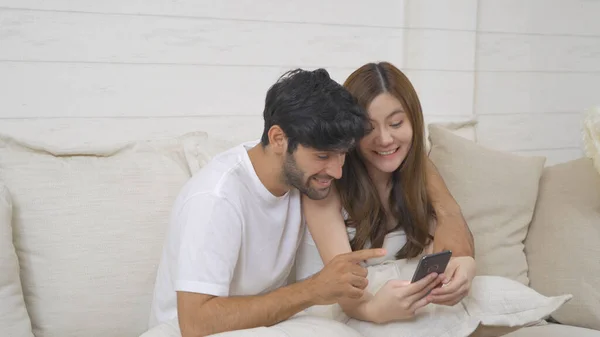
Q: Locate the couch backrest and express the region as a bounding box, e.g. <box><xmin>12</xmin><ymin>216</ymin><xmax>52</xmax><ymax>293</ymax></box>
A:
<box><xmin>0</xmin><ymin>119</ymin><xmax>476</xmax><ymax>337</ymax></box>
<box><xmin>0</xmin><ymin>130</ymin><xmax>232</xmax><ymax>337</ymax></box>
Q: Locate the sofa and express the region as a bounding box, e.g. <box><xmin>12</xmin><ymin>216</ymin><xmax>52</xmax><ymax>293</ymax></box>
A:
<box><xmin>1</xmin><ymin>111</ymin><xmax>599</xmax><ymax>337</ymax></box>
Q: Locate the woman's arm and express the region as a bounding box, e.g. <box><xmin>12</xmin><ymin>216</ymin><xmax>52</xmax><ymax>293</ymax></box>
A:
<box><xmin>425</xmin><ymin>158</ymin><xmax>475</xmax><ymax>257</ymax></box>
<box><xmin>302</xmin><ymin>187</ymin><xmax>376</xmax><ymax>321</ymax></box>
<box><xmin>304</xmin><ymin>188</ymin><xmax>450</xmax><ymax>323</ymax></box>
<box><xmin>302</xmin><ymin>187</ymin><xmax>352</xmax><ymax>264</ymax></box>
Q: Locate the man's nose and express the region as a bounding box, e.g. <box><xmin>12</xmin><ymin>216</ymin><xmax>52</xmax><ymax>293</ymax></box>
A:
<box><xmin>327</xmin><ymin>154</ymin><xmax>345</xmax><ymax>180</ymax></box>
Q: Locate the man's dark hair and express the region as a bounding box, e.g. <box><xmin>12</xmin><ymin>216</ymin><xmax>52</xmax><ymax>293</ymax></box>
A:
<box><xmin>260</xmin><ymin>68</ymin><xmax>367</xmax><ymax>153</ymax></box>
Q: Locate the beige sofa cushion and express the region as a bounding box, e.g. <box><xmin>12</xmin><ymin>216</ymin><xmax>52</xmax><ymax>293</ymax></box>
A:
<box><xmin>0</xmin><ymin>132</ymin><xmax>210</xmax><ymax>337</ymax></box>
<box><xmin>0</xmin><ymin>182</ymin><xmax>34</xmax><ymax>337</ymax></box>
<box><xmin>427</xmin><ymin>124</ymin><xmax>546</xmax><ymax>285</ymax></box>
<box><xmin>525</xmin><ymin>158</ymin><xmax>600</xmax><ymax>331</ymax></box>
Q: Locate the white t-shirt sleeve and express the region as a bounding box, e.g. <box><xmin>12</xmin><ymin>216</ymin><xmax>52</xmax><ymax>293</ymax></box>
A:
<box><xmin>173</xmin><ymin>193</ymin><xmax>242</xmax><ymax>297</ymax></box>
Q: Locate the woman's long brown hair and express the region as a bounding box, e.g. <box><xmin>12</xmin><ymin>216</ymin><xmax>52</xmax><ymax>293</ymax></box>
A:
<box><xmin>337</xmin><ymin>62</ymin><xmax>435</xmax><ymax>259</ymax></box>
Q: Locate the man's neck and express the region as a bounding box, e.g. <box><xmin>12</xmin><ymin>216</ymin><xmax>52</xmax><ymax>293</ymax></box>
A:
<box><xmin>247</xmin><ymin>144</ymin><xmax>289</xmax><ymax>197</ymax></box>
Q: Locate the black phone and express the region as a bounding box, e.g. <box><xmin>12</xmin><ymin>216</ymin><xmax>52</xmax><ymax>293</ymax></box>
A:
<box><xmin>410</xmin><ymin>250</ymin><xmax>452</xmax><ymax>283</ymax></box>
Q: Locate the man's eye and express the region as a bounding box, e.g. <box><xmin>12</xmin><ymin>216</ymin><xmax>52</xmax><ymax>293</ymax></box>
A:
<box><xmin>317</xmin><ymin>154</ymin><xmax>329</xmax><ymax>160</ymax></box>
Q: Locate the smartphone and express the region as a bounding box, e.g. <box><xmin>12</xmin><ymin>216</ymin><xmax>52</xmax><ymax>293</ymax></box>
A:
<box><xmin>410</xmin><ymin>250</ymin><xmax>452</xmax><ymax>283</ymax></box>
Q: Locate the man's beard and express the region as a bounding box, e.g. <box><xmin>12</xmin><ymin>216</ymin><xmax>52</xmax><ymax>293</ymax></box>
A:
<box><xmin>282</xmin><ymin>153</ymin><xmax>332</xmax><ymax>200</ymax></box>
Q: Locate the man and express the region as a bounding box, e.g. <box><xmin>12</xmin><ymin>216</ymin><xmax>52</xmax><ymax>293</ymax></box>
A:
<box><xmin>149</xmin><ymin>68</ymin><xmax>474</xmax><ymax>337</ymax></box>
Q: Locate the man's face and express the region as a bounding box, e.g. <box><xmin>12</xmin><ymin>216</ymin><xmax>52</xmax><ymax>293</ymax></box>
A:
<box><xmin>283</xmin><ymin>145</ymin><xmax>346</xmax><ymax>200</ymax></box>
<box><xmin>282</xmin><ymin>144</ymin><xmax>346</xmax><ymax>200</ymax></box>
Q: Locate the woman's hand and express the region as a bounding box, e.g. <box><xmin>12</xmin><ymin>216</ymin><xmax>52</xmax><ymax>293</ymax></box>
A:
<box><xmin>365</xmin><ymin>272</ymin><xmax>444</xmax><ymax>324</ymax></box>
<box><xmin>427</xmin><ymin>256</ymin><xmax>476</xmax><ymax>306</ymax></box>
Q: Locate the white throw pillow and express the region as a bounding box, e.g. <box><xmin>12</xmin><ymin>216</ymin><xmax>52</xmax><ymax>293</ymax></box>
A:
<box><xmin>138</xmin><ymin>259</ymin><xmax>571</xmax><ymax>337</ymax></box>
<box><xmin>0</xmin><ymin>183</ymin><xmax>34</xmax><ymax>337</ymax></box>
<box><xmin>0</xmin><ymin>132</ymin><xmax>210</xmax><ymax>337</ymax></box>
<box><xmin>139</xmin><ymin>315</ymin><xmax>364</xmax><ymax>337</ymax></box>
<box><xmin>313</xmin><ymin>259</ymin><xmax>571</xmax><ymax>337</ymax></box>
<box><xmin>583</xmin><ymin>105</ymin><xmax>600</xmax><ymax>175</ymax></box>
<box><xmin>424</xmin><ymin>120</ymin><xmax>477</xmax><ymax>153</ymax></box>
<box><xmin>138</xmin><ymin>318</ymin><xmax>182</xmax><ymax>337</ymax></box>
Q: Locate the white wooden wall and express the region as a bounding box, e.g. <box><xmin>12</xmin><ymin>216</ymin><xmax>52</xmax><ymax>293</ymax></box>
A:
<box><xmin>0</xmin><ymin>0</ymin><xmax>598</xmax><ymax>165</ymax></box>
<box><xmin>474</xmin><ymin>0</ymin><xmax>600</xmax><ymax>165</ymax></box>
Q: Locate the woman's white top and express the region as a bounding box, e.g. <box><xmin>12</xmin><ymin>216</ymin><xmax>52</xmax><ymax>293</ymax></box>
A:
<box><xmin>294</xmin><ymin>209</ymin><xmax>407</xmax><ymax>281</ymax></box>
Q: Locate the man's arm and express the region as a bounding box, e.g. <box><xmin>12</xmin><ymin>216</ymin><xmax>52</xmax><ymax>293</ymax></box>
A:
<box><xmin>177</xmin><ymin>280</ymin><xmax>314</xmax><ymax>337</ymax></box>
<box><xmin>178</xmin><ymin>248</ymin><xmax>385</xmax><ymax>337</ymax></box>
<box><xmin>425</xmin><ymin>157</ymin><xmax>475</xmax><ymax>257</ymax></box>
<box><xmin>172</xmin><ymin>192</ymin><xmax>384</xmax><ymax>337</ymax></box>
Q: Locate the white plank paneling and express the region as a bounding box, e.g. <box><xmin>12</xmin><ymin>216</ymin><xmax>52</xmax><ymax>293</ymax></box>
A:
<box><xmin>477</xmin><ymin>33</ymin><xmax>600</xmax><ymax>72</ymax></box>
<box><xmin>0</xmin><ymin>115</ymin><xmax>472</xmax><ymax>149</ymax></box>
<box><xmin>404</xmin><ymin>30</ymin><xmax>476</xmax><ymax>70</ymax></box>
<box><xmin>476</xmin><ymin>113</ymin><xmax>584</xmax><ymax>151</ymax></box>
<box><xmin>0</xmin><ymin>62</ymin><xmax>474</xmax><ymax>118</ymax></box>
<box><xmin>478</xmin><ymin>0</ymin><xmax>600</xmax><ymax>36</ymax></box>
<box><xmin>0</xmin><ymin>9</ymin><xmax>404</xmax><ymax>67</ymax></box>
<box><xmin>405</xmin><ymin>0</ymin><xmax>477</xmax><ymax>30</ymax></box>
<box><xmin>333</xmin><ymin>68</ymin><xmax>475</xmax><ymax>119</ymax></box>
<box><xmin>514</xmin><ymin>148</ymin><xmax>584</xmax><ymax>166</ymax></box>
<box><xmin>0</xmin><ymin>116</ymin><xmax>265</xmax><ymax>148</ymax></box>
<box><xmin>475</xmin><ymin>72</ymin><xmax>600</xmax><ymax>115</ymax></box>
<box><xmin>0</xmin><ymin>62</ymin><xmax>287</xmax><ymax>117</ymax></box>
<box><xmin>406</xmin><ymin>70</ymin><xmax>474</xmax><ymax>116</ymax></box>
<box><xmin>0</xmin><ymin>0</ymin><xmax>405</xmax><ymax>27</ymax></box>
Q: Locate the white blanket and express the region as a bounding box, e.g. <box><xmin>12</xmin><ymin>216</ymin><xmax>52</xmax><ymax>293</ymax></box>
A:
<box><xmin>141</xmin><ymin>259</ymin><xmax>571</xmax><ymax>337</ymax></box>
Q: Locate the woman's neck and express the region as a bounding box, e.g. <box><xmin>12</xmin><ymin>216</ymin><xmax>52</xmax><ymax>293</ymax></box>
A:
<box><xmin>367</xmin><ymin>165</ymin><xmax>393</xmax><ymax>200</ymax></box>
<box><xmin>367</xmin><ymin>166</ymin><xmax>399</xmax><ymax>230</ymax></box>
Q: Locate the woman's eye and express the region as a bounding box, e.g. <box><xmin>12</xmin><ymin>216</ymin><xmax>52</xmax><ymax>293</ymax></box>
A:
<box><xmin>391</xmin><ymin>121</ymin><xmax>403</xmax><ymax>128</ymax></box>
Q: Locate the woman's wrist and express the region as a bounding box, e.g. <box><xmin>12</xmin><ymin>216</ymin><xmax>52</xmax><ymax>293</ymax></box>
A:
<box><xmin>362</xmin><ymin>297</ymin><xmax>383</xmax><ymax>324</ymax></box>
<box><xmin>339</xmin><ymin>293</ymin><xmax>379</xmax><ymax>323</ymax></box>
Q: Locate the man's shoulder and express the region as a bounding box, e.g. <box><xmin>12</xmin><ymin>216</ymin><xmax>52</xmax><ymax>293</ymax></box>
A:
<box><xmin>180</xmin><ymin>139</ymin><xmax>259</xmax><ymax>201</ymax></box>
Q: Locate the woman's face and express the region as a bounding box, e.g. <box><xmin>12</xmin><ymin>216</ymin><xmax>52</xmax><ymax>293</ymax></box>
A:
<box><xmin>358</xmin><ymin>92</ymin><xmax>413</xmax><ymax>175</ymax></box>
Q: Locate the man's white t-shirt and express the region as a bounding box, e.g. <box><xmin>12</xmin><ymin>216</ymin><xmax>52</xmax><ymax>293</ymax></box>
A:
<box><xmin>149</xmin><ymin>140</ymin><xmax>304</xmax><ymax>328</ymax></box>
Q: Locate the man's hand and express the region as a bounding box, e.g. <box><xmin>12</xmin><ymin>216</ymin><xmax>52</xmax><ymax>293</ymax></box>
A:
<box><xmin>177</xmin><ymin>248</ymin><xmax>385</xmax><ymax>337</ymax></box>
<box><xmin>307</xmin><ymin>248</ymin><xmax>386</xmax><ymax>305</ymax></box>
<box><xmin>427</xmin><ymin>256</ymin><xmax>475</xmax><ymax>306</ymax></box>
<box><xmin>365</xmin><ymin>272</ymin><xmax>444</xmax><ymax>324</ymax></box>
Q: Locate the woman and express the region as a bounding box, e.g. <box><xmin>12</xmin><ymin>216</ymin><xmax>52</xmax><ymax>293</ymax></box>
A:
<box><xmin>295</xmin><ymin>62</ymin><xmax>476</xmax><ymax>324</ymax></box>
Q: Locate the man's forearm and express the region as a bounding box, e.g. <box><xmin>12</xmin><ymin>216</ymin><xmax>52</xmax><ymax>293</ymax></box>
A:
<box><xmin>180</xmin><ymin>280</ymin><xmax>317</xmax><ymax>337</ymax></box>
<box><xmin>425</xmin><ymin>158</ymin><xmax>475</xmax><ymax>257</ymax></box>
<box><xmin>425</xmin><ymin>158</ymin><xmax>461</xmax><ymax>214</ymax></box>
<box><xmin>435</xmin><ymin>208</ymin><xmax>474</xmax><ymax>257</ymax></box>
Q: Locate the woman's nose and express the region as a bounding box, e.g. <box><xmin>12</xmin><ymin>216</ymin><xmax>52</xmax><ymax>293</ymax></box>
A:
<box><xmin>378</xmin><ymin>129</ymin><xmax>393</xmax><ymax>145</ymax></box>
